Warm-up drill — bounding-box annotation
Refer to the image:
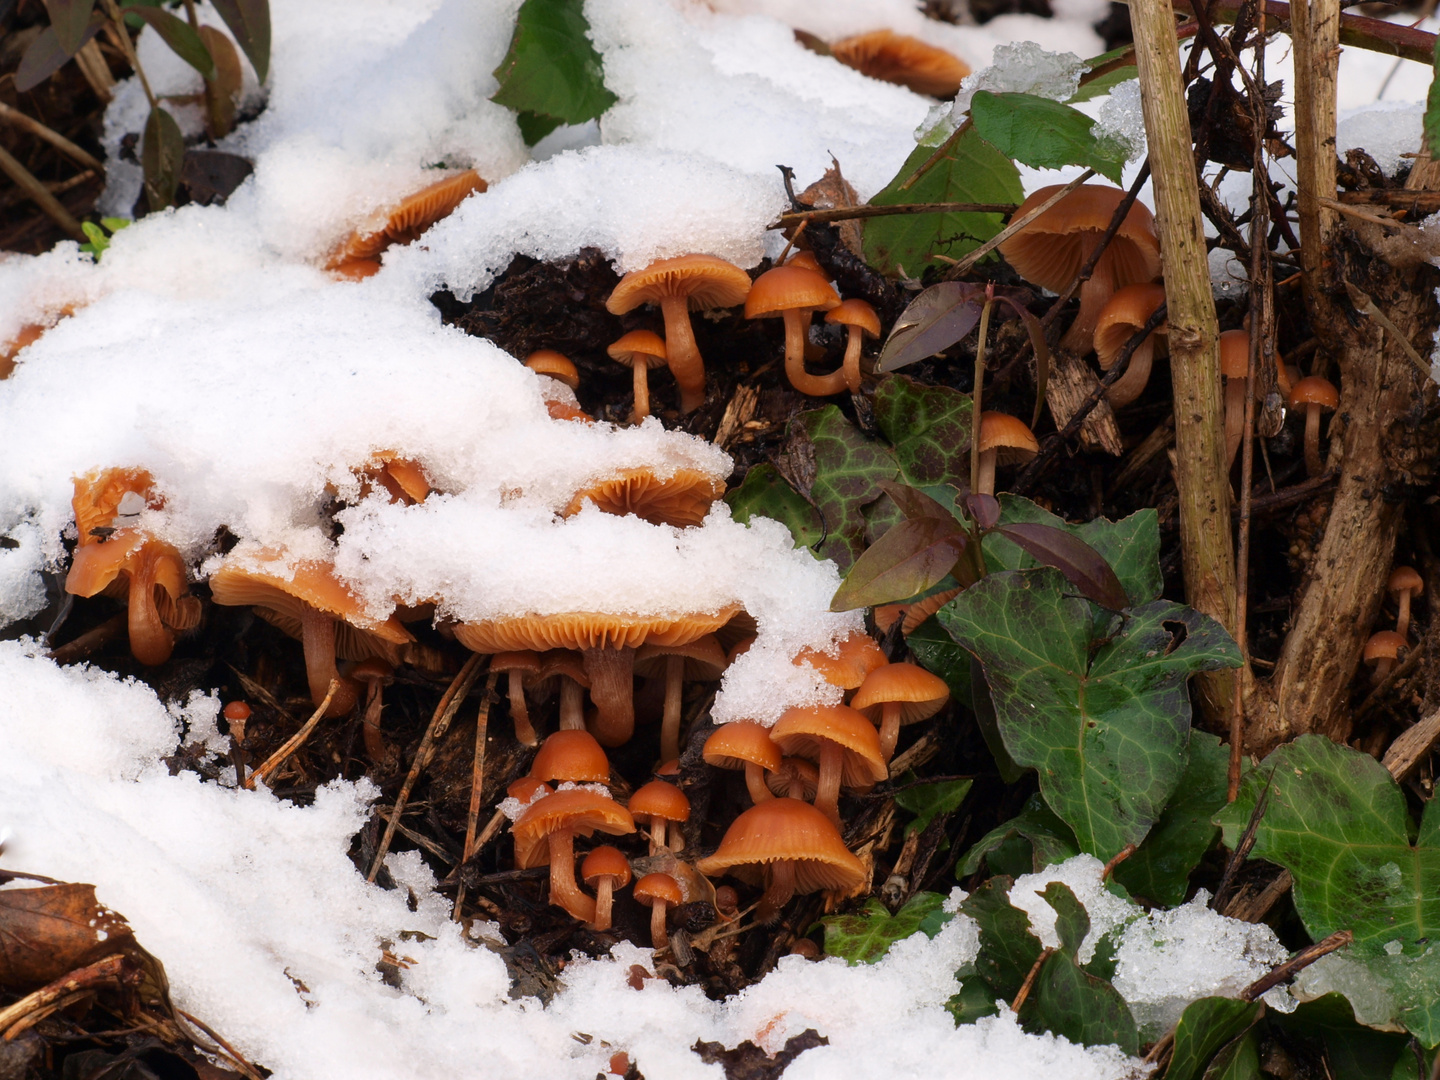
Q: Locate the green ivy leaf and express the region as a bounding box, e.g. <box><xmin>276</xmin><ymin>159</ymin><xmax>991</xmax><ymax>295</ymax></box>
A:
<box><xmin>1279</xmin><ymin>994</ymin><xmax>1420</xmax><ymax>1080</ymax></box>
<box><xmin>1024</xmin><ymin>948</ymin><xmax>1139</xmax><ymax>1054</ymax></box>
<box><xmin>947</xmin><ymin>977</ymin><xmax>1002</xmax><ymax>1024</ymax></box>
<box><xmin>873</xmin><ymin>375</ymin><xmax>973</xmax><ymax>487</ymax></box>
<box><xmin>1202</xmin><ymin>1030</ymin><xmax>1262</xmax><ymax>1080</ymax></box>
<box><xmin>724</xmin><ymin>464</ymin><xmax>823</xmax><ymax>552</ymax></box>
<box><xmin>960</xmin><ymin>876</ymin><xmax>1043</xmax><ymax>1000</ymax></box>
<box><xmin>1163</xmin><ymin>997</ymin><xmax>1261</xmax><ymax>1080</ymax></box>
<box><xmin>1042</xmin><ymin>882</ymin><xmax>1089</xmax><ymax>956</ymax></box>
<box><xmin>958</xmin><ymin>793</ymin><xmax>1080</xmax><ymax>879</ymax></box>
<box><xmin>491</xmin><ymin>0</ymin><xmax>617</xmax><ymax>144</ymax></box>
<box><xmin>863</xmin><ymin>126</ymin><xmax>1022</xmax><ymax>278</ymax></box>
<box><xmin>818</xmin><ymin>892</ymin><xmax>949</xmax><ymax>965</ymax></box>
<box><xmin>793</xmin><ymin>406</ymin><xmax>898</xmax><ymax>573</ymax></box>
<box><xmin>123</xmin><ymin>6</ymin><xmax>214</xmax><ymax>79</ymax></box>
<box><xmin>970</xmin><ymin>91</ymin><xmax>1127</xmax><ymax>185</ymax></box>
<box><xmin>905</xmin><ymin>617</ymin><xmax>973</xmax><ymax>708</ymax></box>
<box><xmin>894</xmin><ymin>776</ymin><xmax>972</xmax><ymax>836</ymax></box>
<box><xmin>142</xmin><ymin>106</ymin><xmax>186</xmax><ymax>213</ymax></box>
<box><xmin>941</xmin><ymin>568</ymin><xmax>1242</xmax><ymax>859</ymax></box>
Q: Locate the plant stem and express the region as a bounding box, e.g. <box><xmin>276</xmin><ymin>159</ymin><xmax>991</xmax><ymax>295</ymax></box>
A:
<box><xmin>771</xmin><ymin>201</ymin><xmax>1018</xmax><ymax>229</ymax></box>
<box><xmin>0</xmin><ymin>146</ymin><xmax>84</xmax><ymax>239</ymax></box>
<box><xmin>969</xmin><ymin>299</ymin><xmax>995</xmax><ymax>495</ymax></box>
<box><xmin>1288</xmin><ymin>0</ymin><xmax>1341</xmax><ymax>311</ymax></box>
<box><xmin>0</xmin><ymin>102</ymin><xmax>105</xmax><ymax>171</ymax></box>
<box><xmin>100</xmin><ymin>0</ymin><xmax>156</xmax><ymax>108</ymax></box>
<box><xmin>1129</xmin><ymin>0</ymin><xmax>1236</xmax><ymax>731</ymax></box>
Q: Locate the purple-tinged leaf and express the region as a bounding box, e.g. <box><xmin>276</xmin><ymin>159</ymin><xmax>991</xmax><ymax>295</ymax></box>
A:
<box><xmin>994</xmin><ymin>523</ymin><xmax>1127</xmax><ymax>610</ymax></box>
<box><xmin>991</xmin><ymin>294</ymin><xmax>1051</xmax><ymax>429</ymax></box>
<box><xmin>210</xmin><ymin>0</ymin><xmax>269</xmax><ymax>83</ymax></box>
<box><xmin>14</xmin><ymin>16</ymin><xmax>103</xmax><ymax>92</ymax></box>
<box><xmin>966</xmin><ymin>493</ymin><xmax>1000</xmax><ymax>530</ymax></box>
<box><xmin>880</xmin><ymin>480</ymin><xmax>959</xmax><ymax>523</ymax></box>
<box><xmin>41</xmin><ymin>0</ymin><xmax>97</xmax><ymax>58</ymax></box>
<box><xmin>123</xmin><ymin>6</ymin><xmax>214</xmax><ymax>78</ymax></box>
<box><xmin>831</xmin><ymin>517</ymin><xmax>968</xmax><ymax>611</ymax></box>
<box><xmin>876</xmin><ymin>282</ymin><xmax>987</xmax><ymax>373</ymax></box>
<box><xmin>142</xmin><ymin>105</ymin><xmax>186</xmax><ymax>213</ymax></box>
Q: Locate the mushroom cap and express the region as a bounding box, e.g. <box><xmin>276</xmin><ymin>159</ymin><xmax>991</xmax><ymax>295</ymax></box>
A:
<box><xmin>977</xmin><ymin>412</ymin><xmax>1040</xmax><ymax>464</ymax></box>
<box><xmin>703</xmin><ymin>722</ymin><xmax>783</xmax><ymax>773</ymax></box>
<box><xmin>351</xmin><ymin>657</ymin><xmax>395</xmax><ymax>685</ymax></box>
<box><xmin>530</xmin><ymin>729</ymin><xmax>611</xmax><ymax>783</ymax></box>
<box><xmin>453</xmin><ymin>605</ymin><xmax>741</xmax><ymax>654</ymax></box>
<box><xmin>538</xmin><ymin>649</ymin><xmax>591</xmax><ymax>687</ymax></box>
<box><xmin>792</xmin><ymin>632</ymin><xmax>888</xmax><ymax>690</ymax></box>
<box><xmin>999</xmin><ymin>185</ymin><xmax>1160</xmax><ymax>295</ymax></box>
<box><xmin>562</xmin><ymin>466</ymin><xmax>726</xmax><ymax>529</ymax></box>
<box><xmin>632</xmin><ymin>872</ymin><xmax>684</xmax><ymax>907</ymax></box>
<box><xmin>824</xmin><ymin>298</ymin><xmax>881</xmax><ymax>337</ymax></box>
<box><xmin>491</xmin><ymin>650</ymin><xmax>543</xmax><ymax>676</ymax></box>
<box><xmin>628</xmin><ymin>779</ymin><xmax>691</xmax><ymax>824</ymax></box>
<box><xmin>513</xmin><ymin>788</ymin><xmax>635</xmax><ymax>869</ymax></box>
<box><xmin>1218</xmin><ymin>330</ymin><xmax>1252</xmax><ymax>379</ymax></box>
<box><xmin>744</xmin><ymin>265</ymin><xmax>841</xmax><ymax>319</ymax></box>
<box><xmin>829</xmin><ymin>29</ymin><xmax>971</xmax><ymax>98</ymax></box>
<box><xmin>525</xmin><ymin>350</ymin><xmax>580</xmax><ymax>390</ymax></box>
<box><xmin>72</xmin><ymin>467</ymin><xmax>160</xmax><ymax>547</ymax></box>
<box><xmin>850</xmin><ymin>662</ymin><xmax>950</xmax><ymax>726</ymax></box>
<box><xmin>359</xmin><ymin>452</ymin><xmax>433</xmax><ymax>505</ymax></box>
<box><xmin>329</xmin><ymin>257</ymin><xmax>381</xmax><ymax>281</ymax></box>
<box><xmin>695</xmin><ymin>797</ymin><xmax>865</xmax><ymax>894</ymax></box>
<box><xmin>786</xmin><ymin>250</ymin><xmax>823</xmax><ymax>273</ymax></box>
<box><xmin>1364</xmin><ymin>630</ymin><xmax>1408</xmax><ymax>664</ymax></box>
<box><xmin>607</xmin><ymin>331</ymin><xmax>668</xmax><ymax>370</ymax></box>
<box><xmin>1289</xmin><ymin>375</ymin><xmax>1338</xmax><ymax>411</ymax></box>
<box><xmin>770</xmin><ymin>704</ymin><xmax>888</xmax><ymax>787</ymax></box>
<box><xmin>66</xmin><ymin>530</ymin><xmax>186</xmax><ymax>601</ymax></box>
<box><xmin>635</xmin><ymin>634</ymin><xmax>728</xmax><ymax>681</ymax></box>
<box><xmin>1389</xmin><ymin>566</ymin><xmax>1424</xmax><ymax>598</ymax></box>
<box><xmin>331</xmin><ymin>170</ymin><xmax>486</xmax><ymax>264</ymax></box>
<box><xmin>581</xmin><ymin>845</ymin><xmax>632</xmax><ymax>888</ymax></box>
<box><xmin>606</xmin><ymin>255</ymin><xmax>752</xmax><ymax>314</ymax></box>
<box><xmin>1093</xmin><ymin>283</ymin><xmax>1167</xmax><ymax>370</ymax></box>
<box><xmin>507</xmin><ymin>776</ymin><xmax>554</xmax><ymax>803</ymax></box>
<box><xmin>766</xmin><ymin>757</ymin><xmax>820</xmax><ymax>800</ymax></box>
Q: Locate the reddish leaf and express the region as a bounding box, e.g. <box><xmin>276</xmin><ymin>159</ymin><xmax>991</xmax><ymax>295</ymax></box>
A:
<box><xmin>831</xmin><ymin>517</ymin><xmax>968</xmax><ymax>611</ymax></box>
<box><xmin>880</xmin><ymin>480</ymin><xmax>960</xmax><ymax>523</ymax></box>
<box><xmin>876</xmin><ymin>282</ymin><xmax>987</xmax><ymax>374</ymax></box>
<box><xmin>42</xmin><ymin>0</ymin><xmax>97</xmax><ymax>58</ymax></box>
<box><xmin>210</xmin><ymin>0</ymin><xmax>270</xmax><ymax>82</ymax></box>
<box><xmin>0</xmin><ymin>883</ymin><xmax>134</xmax><ymax>988</ymax></box>
<box><xmin>965</xmin><ymin>493</ymin><xmax>1000</xmax><ymax>529</ymax></box>
<box><xmin>994</xmin><ymin>523</ymin><xmax>1128</xmax><ymax>610</ymax></box>
<box><xmin>14</xmin><ymin>16</ymin><xmax>103</xmax><ymax>92</ymax></box>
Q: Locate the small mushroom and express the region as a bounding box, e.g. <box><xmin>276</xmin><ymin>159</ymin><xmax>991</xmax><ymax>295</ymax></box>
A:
<box><xmin>529</xmin><ymin>729</ymin><xmax>611</xmax><ymax>785</ymax></box>
<box><xmin>704</xmin><ymin>722</ymin><xmax>782</xmax><ymax>805</ymax></box>
<box><xmin>581</xmin><ymin>845</ymin><xmax>632</xmax><ymax>932</ymax></box>
<box><xmin>1389</xmin><ymin>567</ymin><xmax>1424</xmax><ymax>640</ymax></box>
<box><xmin>1288</xmin><ymin>375</ymin><xmax>1339</xmax><ymax>478</ymax></box>
<box><xmin>328</xmin><ymin>169</ymin><xmax>486</xmax><ymax>268</ymax></box>
<box><xmin>1218</xmin><ymin>330</ymin><xmax>1253</xmax><ymax>469</ymax></box>
<box><xmin>769</xmin><ymin>704</ymin><xmax>888</xmax><ymax>828</ymax></box>
<box><xmin>513</xmin><ymin>789</ymin><xmax>636</xmax><ymax>923</ymax></box>
<box><xmin>538</xmin><ymin>650</ymin><xmax>591</xmax><ymax>731</ymax></box>
<box><xmin>1364</xmin><ymin>630</ymin><xmax>1407</xmax><ymax>684</ymax></box>
<box><xmin>351</xmin><ymin>658</ymin><xmax>395</xmax><ymax>761</ymax></box>
<box><xmin>976</xmin><ymin>412</ymin><xmax>1039</xmax><ymax>496</ymax></box>
<box><xmin>766</xmin><ymin>758</ymin><xmax>819</xmax><ymax>802</ymax></box>
<box><xmin>850</xmin><ymin>662</ymin><xmax>950</xmax><ymax>762</ymax></box>
<box><xmin>635</xmin><ymin>634</ymin><xmax>727</xmax><ymax>763</ymax></box>
<box><xmin>828</xmin><ymin>30</ymin><xmax>970</xmax><ymax>97</ymax></box>
<box><xmin>633</xmin><ymin>872</ymin><xmax>683</xmax><ymax>950</ymax></box>
<box><xmin>792</xmin><ymin>631</ymin><xmax>888</xmax><ymax>691</ymax></box>
<box><xmin>824</xmin><ymin>299</ymin><xmax>881</xmax><ymax>393</ymax></box>
<box><xmin>628</xmin><ymin>779</ymin><xmax>690</xmax><ymax>855</ymax></box>
<box><xmin>1093</xmin><ymin>283</ymin><xmax>1167</xmax><ymax>409</ymax></box>
<box><xmin>745</xmin><ymin>265</ymin><xmax>843</xmax><ymax>397</ymax></box>
<box><xmin>491</xmin><ymin>650</ymin><xmax>543</xmax><ymax>746</ymax></box>
<box><xmin>607</xmin><ymin>331</ymin><xmax>668</xmax><ymax>423</ymax></box>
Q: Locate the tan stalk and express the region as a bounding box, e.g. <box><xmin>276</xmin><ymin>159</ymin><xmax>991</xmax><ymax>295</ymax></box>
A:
<box><xmin>1129</xmin><ymin>0</ymin><xmax>1236</xmax><ymax>730</ymax></box>
<box><xmin>969</xmin><ymin>299</ymin><xmax>995</xmax><ymax>495</ymax></box>
<box><xmin>1288</xmin><ymin>0</ymin><xmax>1341</xmax><ymax>312</ymax></box>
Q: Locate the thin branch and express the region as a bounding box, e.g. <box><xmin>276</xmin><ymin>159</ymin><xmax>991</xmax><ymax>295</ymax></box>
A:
<box><xmin>0</xmin><ymin>102</ymin><xmax>105</xmax><ymax>171</ymax></box>
<box><xmin>455</xmin><ymin>668</ymin><xmax>500</xmax><ymax>920</ymax></box>
<box><xmin>244</xmin><ymin>680</ymin><xmax>339</xmax><ymax>790</ymax></box>
<box><xmin>0</xmin><ymin>145</ymin><xmax>84</xmax><ymax>239</ymax></box>
<box><xmin>942</xmin><ymin>171</ymin><xmax>1097</xmax><ymax>281</ymax></box>
<box><xmin>771</xmin><ymin>201</ymin><xmax>1018</xmax><ymax>229</ymax></box>
<box><xmin>1009</xmin><ymin>948</ymin><xmax>1055</xmax><ymax>1013</ymax></box>
<box><xmin>1241</xmin><ymin>930</ymin><xmax>1353</xmax><ymax>1000</ymax></box>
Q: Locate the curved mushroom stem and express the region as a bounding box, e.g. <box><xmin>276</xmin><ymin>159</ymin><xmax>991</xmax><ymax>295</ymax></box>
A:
<box><xmin>508</xmin><ymin>670</ymin><xmax>538</xmax><ymax>746</ymax></box>
<box><xmin>1303</xmin><ymin>403</ymin><xmax>1325</xmax><ymax>477</ymax></box>
<box><xmin>660</xmin><ymin>655</ymin><xmax>685</xmax><ymax>764</ymax></box>
<box><xmin>582</xmin><ymin>646</ymin><xmax>636</xmax><ymax>747</ymax></box>
<box><xmin>299</xmin><ymin>606</ymin><xmax>358</xmax><ymax>717</ymax></box>
<box><xmin>632</xmin><ymin>362</ymin><xmax>651</xmax><ymax>423</ymax></box>
<box><xmin>591</xmin><ymin>876</ymin><xmax>616</xmax><ymax>932</ymax></box>
<box><xmin>758</xmin><ymin>859</ymin><xmax>796</xmax><ymax>925</ymax></box>
<box><xmin>783</xmin><ymin>309</ymin><xmax>847</xmax><ymax>397</ymax></box>
<box><xmin>361</xmin><ymin>683</ymin><xmax>386</xmax><ymax>760</ymax></box>
<box><xmin>559</xmin><ymin>677</ymin><xmax>586</xmax><ymax>731</ymax></box>
<box><xmin>126</xmin><ymin>550</ymin><xmax>175</xmax><ymax>666</ymax></box>
<box><xmin>1224</xmin><ymin>377</ymin><xmax>1248</xmax><ymax>470</ymax></box>
<box><xmin>659</xmin><ymin>295</ymin><xmax>706</xmax><ymax>413</ymax></box>
<box><xmin>650</xmin><ymin>898</ymin><xmax>670</xmax><ymax>949</ymax></box>
<box><xmin>976</xmin><ymin>448</ymin><xmax>998</xmax><ymax>498</ymax></box>
<box><xmin>1059</xmin><ymin>264</ymin><xmax>1116</xmax><ymax>355</ymax></box>
<box><xmin>545</xmin><ymin>828</ymin><xmax>597</xmax><ymax>923</ymax></box>
<box><xmin>1397</xmin><ymin>593</ymin><xmax>1414</xmax><ymax>641</ymax></box>
<box><xmin>877</xmin><ymin>702</ymin><xmax>901</xmax><ymax>763</ymax></box>
<box><xmin>842</xmin><ymin>327</ymin><xmax>864</xmax><ymax>393</ymax></box>
<box><xmin>1103</xmin><ymin>340</ymin><xmax>1155</xmax><ymax>410</ymax></box>
<box><xmin>745</xmin><ymin>763</ymin><xmax>773</xmax><ymax>804</ymax></box>
<box><xmin>814</xmin><ymin>742</ymin><xmax>843</xmax><ymax>828</ymax></box>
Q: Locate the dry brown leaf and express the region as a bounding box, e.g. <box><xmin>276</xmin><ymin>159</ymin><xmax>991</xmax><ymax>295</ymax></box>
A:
<box><xmin>0</xmin><ymin>884</ymin><xmax>135</xmax><ymax>989</ymax></box>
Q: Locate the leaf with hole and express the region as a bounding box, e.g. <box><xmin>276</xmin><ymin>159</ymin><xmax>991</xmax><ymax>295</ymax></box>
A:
<box><xmin>123</xmin><ymin>6</ymin><xmax>214</xmax><ymax>78</ymax></box>
<box><xmin>491</xmin><ymin>0</ymin><xmax>617</xmax><ymax>143</ymax></box>
<box><xmin>941</xmin><ymin>568</ymin><xmax>1242</xmax><ymax>858</ymax></box>
<box><xmin>970</xmin><ymin>91</ymin><xmax>1128</xmax><ymax>184</ymax></box>
<box><xmin>818</xmin><ymin>892</ymin><xmax>950</xmax><ymax>965</ymax></box>
<box><xmin>210</xmin><ymin>0</ymin><xmax>270</xmax><ymax>82</ymax></box>
<box><xmin>142</xmin><ymin>106</ymin><xmax>186</xmax><ymax>213</ymax></box>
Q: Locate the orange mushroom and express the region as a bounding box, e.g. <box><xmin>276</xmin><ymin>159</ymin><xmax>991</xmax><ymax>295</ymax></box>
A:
<box><xmin>704</xmin><ymin>722</ymin><xmax>782</xmax><ymax>805</ymax></box>
<box><xmin>513</xmin><ymin>788</ymin><xmax>635</xmax><ymax>922</ymax></box>
<box><xmin>525</xmin><ymin>349</ymin><xmax>580</xmax><ymax>391</ymax></box>
<box><xmin>562</xmin><ymin>467</ymin><xmax>726</xmax><ymax>529</ymax></box>
<box><xmin>633</xmin><ymin>872</ymin><xmax>683</xmax><ymax>949</ymax></box>
<box><xmin>628</xmin><ymin>779</ymin><xmax>690</xmax><ymax>855</ymax></box>
<box><xmin>1289</xmin><ymin>375</ymin><xmax>1339</xmax><ymax>477</ymax></box>
<box><xmin>1389</xmin><ymin>567</ymin><xmax>1424</xmax><ymax>640</ymax></box>
<box><xmin>1093</xmin><ymin>283</ymin><xmax>1167</xmax><ymax>409</ymax></box>
<box><xmin>635</xmin><ymin>634</ymin><xmax>727</xmax><ymax>763</ymax></box>
<box><xmin>1218</xmin><ymin>330</ymin><xmax>1253</xmax><ymax>469</ymax></box>
<box><xmin>491</xmin><ymin>650</ymin><xmax>543</xmax><ymax>746</ymax></box>
<box><xmin>607</xmin><ymin>331</ymin><xmax>667</xmax><ymax>423</ymax></box>
<box><xmin>327</xmin><ymin>169</ymin><xmax>486</xmax><ymax>269</ymax></box>
<box><xmin>581</xmin><ymin>845</ymin><xmax>632</xmax><ymax>932</ymax></box>
<box><xmin>792</xmin><ymin>631</ymin><xmax>888</xmax><ymax>691</ymax></box>
<box><xmin>529</xmin><ymin>729</ymin><xmax>611</xmax><ymax>785</ymax></box>
<box><xmin>976</xmin><ymin>412</ymin><xmax>1039</xmax><ymax>496</ymax></box>
<box><xmin>829</xmin><ymin>30</ymin><xmax>970</xmax><ymax>98</ymax></box>
<box><xmin>850</xmin><ymin>662</ymin><xmax>950</xmax><ymax>761</ymax></box>
<box><xmin>351</xmin><ymin>657</ymin><xmax>395</xmax><ymax>761</ymax></box>
<box><xmin>769</xmin><ymin>704</ymin><xmax>888</xmax><ymax>828</ymax></box>
<box><xmin>766</xmin><ymin>757</ymin><xmax>820</xmax><ymax>802</ymax></box>
<box><xmin>1364</xmin><ymin>630</ymin><xmax>1408</xmax><ymax>684</ymax></box>
<box><xmin>745</xmin><ymin>265</ymin><xmax>843</xmax><ymax>397</ymax></box>
<box><xmin>825</xmin><ymin>299</ymin><xmax>881</xmax><ymax>394</ymax></box>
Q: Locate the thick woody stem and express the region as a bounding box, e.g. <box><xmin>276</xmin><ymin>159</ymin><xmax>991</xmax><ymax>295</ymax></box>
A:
<box><xmin>758</xmin><ymin>859</ymin><xmax>796</xmax><ymax>925</ymax></box>
<box><xmin>659</xmin><ymin>295</ymin><xmax>706</xmax><ymax>413</ymax></box>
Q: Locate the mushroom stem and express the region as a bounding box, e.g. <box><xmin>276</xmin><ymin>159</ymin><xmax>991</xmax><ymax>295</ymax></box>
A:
<box><xmin>745</xmin><ymin>763</ymin><xmax>773</xmax><ymax>804</ymax></box>
<box><xmin>877</xmin><ymin>702</ymin><xmax>901</xmax><ymax>762</ymax></box>
<box><xmin>842</xmin><ymin>327</ymin><xmax>864</xmax><ymax>393</ymax></box>
<box><xmin>976</xmin><ymin>448</ymin><xmax>998</xmax><ymax>497</ymax></box>
<box><xmin>632</xmin><ymin>361</ymin><xmax>651</xmax><ymax>423</ymax></box>
<box><xmin>545</xmin><ymin>828</ymin><xmax>597</xmax><ymax>923</ymax></box>
<box><xmin>1373</xmin><ymin>657</ymin><xmax>1395</xmax><ymax>683</ymax></box>
<box><xmin>660</xmin><ymin>655</ymin><xmax>684</xmax><ymax>764</ymax></box>
<box><xmin>650</xmin><ymin>898</ymin><xmax>670</xmax><ymax>949</ymax></box>
<box><xmin>659</xmin><ymin>295</ymin><xmax>706</xmax><ymax>413</ymax></box>
<box><xmin>1398</xmin><ymin>593</ymin><xmax>1414</xmax><ymax>641</ymax></box>
<box><xmin>591</xmin><ymin>877</ymin><xmax>616</xmax><ymax>932</ymax></box>
<box><xmin>1224</xmin><ymin>376</ymin><xmax>1248</xmax><ymax>469</ymax></box>
<box><xmin>814</xmin><ymin>743</ymin><xmax>844</xmax><ymax>828</ymax></box>
<box><xmin>126</xmin><ymin>549</ymin><xmax>175</xmax><ymax>666</ymax></box>
<box><xmin>582</xmin><ymin>646</ymin><xmax>636</xmax><ymax>747</ymax></box>
<box><xmin>758</xmin><ymin>858</ymin><xmax>796</xmax><ymax>925</ymax></box>
<box><xmin>361</xmin><ymin>684</ymin><xmax>386</xmax><ymax>760</ymax></box>
<box><xmin>509</xmin><ymin>669</ymin><xmax>538</xmax><ymax>746</ymax></box>
<box><xmin>646</xmin><ymin>814</ymin><xmax>665</xmax><ymax>857</ymax></box>
<box><xmin>669</xmin><ymin>819</ymin><xmax>684</xmax><ymax>853</ymax></box>
<box><xmin>782</xmin><ymin>309</ymin><xmax>847</xmax><ymax>396</ymax></box>
<box><xmin>299</xmin><ymin>607</ymin><xmax>358</xmax><ymax>717</ymax></box>
<box><xmin>1103</xmin><ymin>340</ymin><xmax>1155</xmax><ymax>410</ymax></box>
<box><xmin>1058</xmin><ymin>265</ymin><xmax>1115</xmax><ymax>355</ymax></box>
<box><xmin>1303</xmin><ymin>403</ymin><xmax>1324</xmax><ymax>477</ymax></box>
<box><xmin>559</xmin><ymin>677</ymin><xmax>586</xmax><ymax>730</ymax></box>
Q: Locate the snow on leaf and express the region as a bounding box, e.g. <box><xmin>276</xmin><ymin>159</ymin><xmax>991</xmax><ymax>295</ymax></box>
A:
<box><xmin>818</xmin><ymin>892</ymin><xmax>951</xmax><ymax>965</ymax></box>
<box><xmin>491</xmin><ymin>0</ymin><xmax>617</xmax><ymax>142</ymax></box>
<box><xmin>969</xmin><ymin>91</ymin><xmax>1127</xmax><ymax>185</ymax></box>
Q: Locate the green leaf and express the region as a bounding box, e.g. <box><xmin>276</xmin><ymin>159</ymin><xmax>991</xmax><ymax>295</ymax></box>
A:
<box><xmin>905</xmin><ymin>617</ymin><xmax>973</xmax><ymax>708</ymax></box>
<box><xmin>1069</xmin><ymin>67</ymin><xmax>1139</xmax><ymax>104</ymax></box>
<box><xmin>894</xmin><ymin>777</ymin><xmax>972</xmax><ymax>836</ymax></box>
<box><xmin>123</xmin><ymin>6</ymin><xmax>214</xmax><ymax>78</ymax></box>
<box><xmin>15</xmin><ymin>16</ymin><xmax>103</xmax><ymax>92</ymax></box>
<box><xmin>1214</xmin><ymin>735</ymin><xmax>1440</xmax><ymax>955</ymax></box>
<box><xmin>960</xmin><ymin>876</ymin><xmax>1044</xmax><ymax>1000</ymax></box>
<box><xmin>1280</xmin><ymin>993</ymin><xmax>1419</xmax><ymax>1080</ymax></box>
<box><xmin>142</xmin><ymin>106</ymin><xmax>186</xmax><ymax>214</ymax></box>
<box><xmin>1163</xmin><ymin>997</ymin><xmax>1261</xmax><ymax>1080</ymax></box>
<box><xmin>947</xmin><ymin>977</ymin><xmax>1002</xmax><ymax>1024</ymax></box>
<box><xmin>724</xmin><ymin>464</ymin><xmax>823</xmax><ymax>552</ymax></box>
<box><xmin>1425</xmin><ymin>37</ymin><xmax>1440</xmax><ymax>159</ymax></box>
<box><xmin>874</xmin><ymin>282</ymin><xmax>986</xmax><ymax>375</ymax></box>
<box><xmin>1041</xmin><ymin>882</ymin><xmax>1089</xmax><ymax>956</ymax></box>
<box><xmin>941</xmin><ymin>569</ymin><xmax>1243</xmax><ymax>859</ymax></box>
<box><xmin>969</xmin><ymin>651</ymin><xmax>1026</xmax><ymax>783</ymax></box>
<box><xmin>970</xmin><ymin>91</ymin><xmax>1127</xmax><ymax>185</ymax></box>
<box><xmin>818</xmin><ymin>892</ymin><xmax>949</xmax><ymax>965</ymax></box>
<box><xmin>1202</xmin><ymin>1030</ymin><xmax>1261</xmax><ymax>1080</ymax></box>
<box><xmin>41</xmin><ymin>0</ymin><xmax>97</xmax><ymax>58</ymax></box>
<box><xmin>873</xmin><ymin>375</ymin><xmax>973</xmax><ymax>486</ymax></box>
<box><xmin>491</xmin><ymin>0</ymin><xmax>617</xmax><ymax>141</ymax></box>
<box><xmin>958</xmin><ymin>793</ymin><xmax>1080</xmax><ymax>879</ymax></box>
<box><xmin>831</xmin><ymin>516</ymin><xmax>967</xmax><ymax>611</ymax></box>
<box><xmin>210</xmin><ymin>0</ymin><xmax>270</xmax><ymax>83</ymax></box>
<box><xmin>1025</xmin><ymin>949</ymin><xmax>1139</xmax><ymax>1054</ymax></box>
<box><xmin>516</xmin><ymin>110</ymin><xmax>563</xmax><ymax>145</ymax></box>
<box><xmin>1113</xmin><ymin>731</ymin><xmax>1229</xmax><ymax>906</ymax></box>
<box><xmin>863</xmin><ymin>126</ymin><xmax>1022</xmax><ymax>278</ymax></box>
<box><xmin>793</xmin><ymin>406</ymin><xmax>898</xmax><ymax>573</ymax></box>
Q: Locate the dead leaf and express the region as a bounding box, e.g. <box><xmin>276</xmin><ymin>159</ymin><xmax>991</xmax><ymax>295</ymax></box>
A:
<box><xmin>0</xmin><ymin>884</ymin><xmax>135</xmax><ymax>989</ymax></box>
<box><xmin>691</xmin><ymin>1029</ymin><xmax>829</xmax><ymax>1080</ymax></box>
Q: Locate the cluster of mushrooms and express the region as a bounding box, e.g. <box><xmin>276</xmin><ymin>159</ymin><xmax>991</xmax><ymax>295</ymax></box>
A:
<box><xmin>1364</xmin><ymin>565</ymin><xmax>1425</xmax><ymax>684</ymax></box>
